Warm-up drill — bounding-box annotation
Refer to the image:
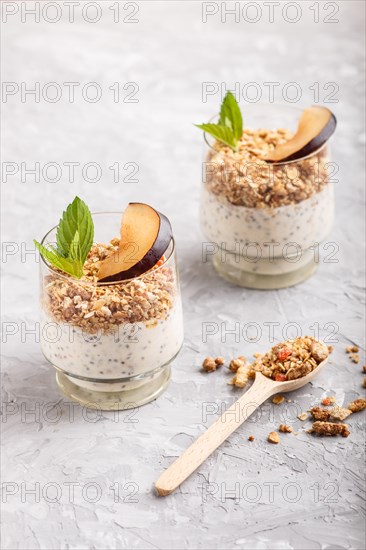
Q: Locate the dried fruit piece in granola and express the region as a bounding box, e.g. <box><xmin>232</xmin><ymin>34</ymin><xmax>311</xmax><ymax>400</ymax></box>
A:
<box><xmin>248</xmin><ymin>435</ymin><xmax>254</xmax><ymax>442</ymax></box>
<box><xmin>277</xmin><ymin>347</ymin><xmax>292</xmax><ymax>361</ymax></box>
<box><xmin>310</xmin><ymin>421</ymin><xmax>350</xmax><ymax>437</ymax></box>
<box><xmin>321</xmin><ymin>396</ymin><xmax>336</xmax><ymax>406</ymax></box>
<box><xmin>347</xmin><ymin>398</ymin><xmax>366</xmax><ymax>413</ymax></box>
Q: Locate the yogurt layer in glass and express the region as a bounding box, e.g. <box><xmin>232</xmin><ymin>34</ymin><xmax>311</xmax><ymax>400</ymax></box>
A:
<box><xmin>39</xmin><ymin>212</ymin><xmax>184</xmax><ymax>410</ymax></box>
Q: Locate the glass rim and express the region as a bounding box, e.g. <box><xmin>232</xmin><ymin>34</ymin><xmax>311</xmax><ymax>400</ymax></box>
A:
<box><xmin>203</xmin><ymin>103</ymin><xmax>330</xmax><ymax>165</ymax></box>
<box><xmin>40</xmin><ymin>211</ymin><xmax>175</xmax><ymax>286</ymax></box>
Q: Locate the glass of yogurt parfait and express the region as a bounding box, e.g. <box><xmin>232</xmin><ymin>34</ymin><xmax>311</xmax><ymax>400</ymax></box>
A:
<box><xmin>198</xmin><ymin>98</ymin><xmax>337</xmax><ymax>289</ymax></box>
<box><xmin>37</xmin><ymin>202</ymin><xmax>184</xmax><ymax>410</ymax></box>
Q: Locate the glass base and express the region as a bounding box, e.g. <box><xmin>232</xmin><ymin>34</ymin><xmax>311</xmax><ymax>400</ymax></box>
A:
<box><xmin>213</xmin><ymin>254</ymin><xmax>318</xmax><ymax>289</ymax></box>
<box><xmin>55</xmin><ymin>365</ymin><xmax>171</xmax><ymax>410</ymax></box>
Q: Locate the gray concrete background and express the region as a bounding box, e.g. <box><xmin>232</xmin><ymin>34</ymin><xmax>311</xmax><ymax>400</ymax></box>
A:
<box><xmin>1</xmin><ymin>1</ymin><xmax>365</xmax><ymax>549</ymax></box>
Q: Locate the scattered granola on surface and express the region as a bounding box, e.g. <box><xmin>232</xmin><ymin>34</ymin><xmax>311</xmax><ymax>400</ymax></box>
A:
<box><xmin>297</xmin><ymin>412</ymin><xmax>308</xmax><ymax>421</ymax></box>
<box><xmin>229</xmin><ymin>363</ymin><xmax>255</xmax><ymax>388</ymax></box>
<box><xmin>279</xmin><ymin>424</ymin><xmax>293</xmax><ymax>433</ymax></box>
<box><xmin>310</xmin><ymin>407</ymin><xmax>331</xmax><ymax>421</ymax></box>
<box><xmin>363</xmin><ymin>377</ymin><xmax>366</xmax><ymax>388</ymax></box>
<box><xmin>43</xmin><ymin>241</ymin><xmax>176</xmax><ymax>334</ymax></box>
<box><xmin>310</xmin><ymin>421</ymin><xmax>350</xmax><ymax>437</ymax></box>
<box><xmin>310</xmin><ymin>406</ymin><xmax>352</xmax><ymax>422</ymax></box>
<box><xmin>229</xmin><ymin>357</ymin><xmax>246</xmax><ymax>372</ymax></box>
<box><xmin>363</xmin><ymin>365</ymin><xmax>366</xmax><ymax>374</ymax></box>
<box><xmin>347</xmin><ymin>398</ymin><xmax>366</xmax><ymax>413</ymax></box>
<box><xmin>202</xmin><ymin>357</ymin><xmax>216</xmax><ymax>372</ymax></box>
<box><xmin>272</xmin><ymin>395</ymin><xmax>285</xmax><ymax>405</ymax></box>
<box><xmin>248</xmin><ymin>435</ymin><xmax>255</xmax><ymax>442</ymax></box>
<box><xmin>268</xmin><ymin>432</ymin><xmax>280</xmax><ymax>444</ymax></box>
<box><xmin>345</xmin><ymin>346</ymin><xmax>361</xmax><ymax>364</ymax></box>
<box><xmin>328</xmin><ymin>406</ymin><xmax>353</xmax><ymax>421</ymax></box>
<box><xmin>205</xmin><ymin>128</ymin><xmax>330</xmax><ymax>209</ymax></box>
<box><xmin>346</xmin><ymin>345</ymin><xmax>359</xmax><ymax>353</ymax></box>
<box><xmin>202</xmin><ymin>356</ymin><xmax>225</xmax><ymax>372</ymax></box>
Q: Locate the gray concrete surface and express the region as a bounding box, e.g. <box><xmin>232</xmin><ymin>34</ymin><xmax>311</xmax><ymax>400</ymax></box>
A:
<box><xmin>1</xmin><ymin>1</ymin><xmax>365</xmax><ymax>549</ymax></box>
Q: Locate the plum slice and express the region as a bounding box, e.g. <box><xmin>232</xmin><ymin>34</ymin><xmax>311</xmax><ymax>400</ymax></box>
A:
<box><xmin>263</xmin><ymin>106</ymin><xmax>337</xmax><ymax>163</ymax></box>
<box><xmin>97</xmin><ymin>203</ymin><xmax>172</xmax><ymax>282</ymax></box>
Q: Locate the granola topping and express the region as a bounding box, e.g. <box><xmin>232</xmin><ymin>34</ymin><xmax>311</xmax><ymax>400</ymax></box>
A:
<box><xmin>43</xmin><ymin>241</ymin><xmax>177</xmax><ymax>334</ymax></box>
<box><xmin>205</xmin><ymin>128</ymin><xmax>330</xmax><ymax>209</ymax></box>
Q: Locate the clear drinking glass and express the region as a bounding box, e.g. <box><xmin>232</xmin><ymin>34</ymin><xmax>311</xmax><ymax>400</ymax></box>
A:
<box><xmin>200</xmin><ymin>104</ymin><xmax>335</xmax><ymax>289</ymax></box>
<box><xmin>39</xmin><ymin>212</ymin><xmax>184</xmax><ymax>410</ymax></box>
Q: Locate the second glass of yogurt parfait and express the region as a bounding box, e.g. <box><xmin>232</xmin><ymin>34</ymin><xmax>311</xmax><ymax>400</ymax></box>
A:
<box><xmin>200</xmin><ymin>103</ymin><xmax>336</xmax><ymax>289</ymax></box>
<box><xmin>39</xmin><ymin>210</ymin><xmax>184</xmax><ymax>410</ymax></box>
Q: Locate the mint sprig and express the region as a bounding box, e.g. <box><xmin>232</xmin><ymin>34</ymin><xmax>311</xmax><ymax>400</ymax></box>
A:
<box><xmin>34</xmin><ymin>196</ymin><xmax>94</xmax><ymax>279</ymax></box>
<box><xmin>195</xmin><ymin>91</ymin><xmax>243</xmax><ymax>151</ymax></box>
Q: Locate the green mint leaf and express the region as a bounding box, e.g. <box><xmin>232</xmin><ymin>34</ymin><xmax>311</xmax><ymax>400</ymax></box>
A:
<box><xmin>56</xmin><ymin>196</ymin><xmax>94</xmax><ymax>263</ymax></box>
<box><xmin>195</xmin><ymin>91</ymin><xmax>243</xmax><ymax>151</ymax></box>
<box><xmin>34</xmin><ymin>240</ymin><xmax>83</xmax><ymax>279</ymax></box>
<box><xmin>219</xmin><ymin>91</ymin><xmax>243</xmax><ymax>143</ymax></box>
<box><xmin>195</xmin><ymin>123</ymin><xmax>237</xmax><ymax>150</ymax></box>
<box><xmin>35</xmin><ymin>196</ymin><xmax>93</xmax><ymax>279</ymax></box>
<box><xmin>68</xmin><ymin>230</ymin><xmax>81</xmax><ymax>262</ymax></box>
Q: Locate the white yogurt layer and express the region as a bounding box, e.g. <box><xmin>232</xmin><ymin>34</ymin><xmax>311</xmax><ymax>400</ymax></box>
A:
<box><xmin>201</xmin><ymin>183</ymin><xmax>334</xmax><ymax>275</ymax></box>
<box><xmin>41</xmin><ymin>300</ymin><xmax>184</xmax><ymax>392</ymax></box>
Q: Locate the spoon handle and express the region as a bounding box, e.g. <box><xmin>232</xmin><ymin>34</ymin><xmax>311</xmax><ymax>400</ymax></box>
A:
<box><xmin>155</xmin><ymin>376</ymin><xmax>275</xmax><ymax>496</ymax></box>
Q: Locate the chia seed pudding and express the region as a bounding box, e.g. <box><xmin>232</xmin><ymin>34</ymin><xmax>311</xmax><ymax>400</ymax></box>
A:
<box><xmin>41</xmin><ymin>302</ymin><xmax>183</xmax><ymax>392</ymax></box>
<box><xmin>40</xmin><ymin>235</ymin><xmax>184</xmax><ymax>405</ymax></box>
<box><xmin>200</xmin><ymin>125</ymin><xmax>335</xmax><ymax>287</ymax></box>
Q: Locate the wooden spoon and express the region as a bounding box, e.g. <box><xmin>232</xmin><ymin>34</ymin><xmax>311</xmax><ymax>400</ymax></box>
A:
<box><xmin>155</xmin><ymin>358</ymin><xmax>328</xmax><ymax>496</ymax></box>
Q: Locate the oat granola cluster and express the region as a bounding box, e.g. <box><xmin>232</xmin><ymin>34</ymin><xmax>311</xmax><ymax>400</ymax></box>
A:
<box><xmin>308</xmin><ymin>397</ymin><xmax>366</xmax><ymax>437</ymax></box>
<box><xmin>241</xmin><ymin>336</ymin><xmax>329</xmax><ymax>383</ymax></box>
<box><xmin>205</xmin><ymin>128</ymin><xmax>330</xmax><ymax>208</ymax></box>
<box><xmin>42</xmin><ymin>240</ymin><xmax>176</xmax><ymax>334</ymax></box>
